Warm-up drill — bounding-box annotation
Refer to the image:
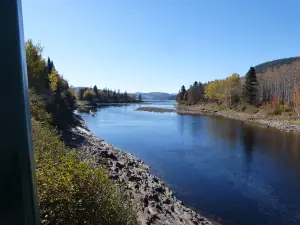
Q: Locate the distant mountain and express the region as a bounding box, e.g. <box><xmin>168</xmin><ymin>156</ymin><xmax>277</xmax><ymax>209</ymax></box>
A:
<box><xmin>254</xmin><ymin>57</ymin><xmax>300</xmax><ymax>73</ymax></box>
<box><xmin>136</xmin><ymin>92</ymin><xmax>176</xmax><ymax>101</ymax></box>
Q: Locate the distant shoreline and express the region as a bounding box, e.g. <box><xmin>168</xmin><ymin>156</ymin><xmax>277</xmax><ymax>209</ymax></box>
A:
<box><xmin>176</xmin><ymin>105</ymin><xmax>300</xmax><ymax>134</ymax></box>
<box><xmin>136</xmin><ymin>107</ymin><xmax>176</xmax><ymax>113</ymax></box>
<box><xmin>135</xmin><ymin>104</ymin><xmax>300</xmax><ymax>134</ymax></box>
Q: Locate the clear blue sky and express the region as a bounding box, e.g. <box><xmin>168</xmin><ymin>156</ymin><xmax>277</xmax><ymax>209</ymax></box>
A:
<box><xmin>22</xmin><ymin>0</ymin><xmax>300</xmax><ymax>93</ymax></box>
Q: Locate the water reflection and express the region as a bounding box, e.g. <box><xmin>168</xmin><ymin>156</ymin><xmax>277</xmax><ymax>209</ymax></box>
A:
<box><xmin>81</xmin><ymin>105</ymin><xmax>300</xmax><ymax>225</ymax></box>
<box><xmin>201</xmin><ymin>115</ymin><xmax>300</xmax><ymax>170</ymax></box>
<box><xmin>178</xmin><ymin>115</ymin><xmax>185</xmax><ymax>136</ymax></box>
<box><xmin>241</xmin><ymin>126</ymin><xmax>255</xmax><ymax>165</ymax></box>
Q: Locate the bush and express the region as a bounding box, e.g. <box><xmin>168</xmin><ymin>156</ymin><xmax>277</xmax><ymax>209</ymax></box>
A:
<box><xmin>283</xmin><ymin>105</ymin><xmax>291</xmax><ymax>112</ymax></box>
<box><xmin>216</xmin><ymin>104</ymin><xmax>225</xmax><ymax>111</ymax></box>
<box><xmin>29</xmin><ymin>89</ymin><xmax>52</xmax><ymax>124</ymax></box>
<box><xmin>32</xmin><ymin>120</ymin><xmax>138</xmax><ymax>225</ymax></box>
<box><xmin>273</xmin><ymin>106</ymin><xmax>282</xmax><ymax>115</ymax></box>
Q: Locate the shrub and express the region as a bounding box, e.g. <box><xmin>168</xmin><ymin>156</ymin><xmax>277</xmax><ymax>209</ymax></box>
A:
<box><xmin>32</xmin><ymin>120</ymin><xmax>138</xmax><ymax>225</ymax></box>
<box><xmin>29</xmin><ymin>89</ymin><xmax>52</xmax><ymax>124</ymax></box>
<box><xmin>273</xmin><ymin>106</ymin><xmax>282</xmax><ymax>115</ymax></box>
<box><xmin>283</xmin><ymin>104</ymin><xmax>291</xmax><ymax>112</ymax></box>
<box><xmin>216</xmin><ymin>104</ymin><xmax>225</xmax><ymax>111</ymax></box>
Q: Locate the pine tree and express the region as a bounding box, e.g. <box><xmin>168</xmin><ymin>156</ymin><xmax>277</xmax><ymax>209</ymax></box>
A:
<box><xmin>180</xmin><ymin>85</ymin><xmax>186</xmax><ymax>100</ymax></box>
<box><xmin>93</xmin><ymin>85</ymin><xmax>99</xmax><ymax>98</ymax></box>
<box><xmin>242</xmin><ymin>67</ymin><xmax>258</xmax><ymax>105</ymax></box>
<box><xmin>47</xmin><ymin>57</ymin><xmax>55</xmax><ymax>74</ymax></box>
<box><xmin>138</xmin><ymin>94</ymin><xmax>142</xmax><ymax>101</ymax></box>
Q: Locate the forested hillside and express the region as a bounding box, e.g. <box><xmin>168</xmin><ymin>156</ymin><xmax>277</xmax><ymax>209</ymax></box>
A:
<box><xmin>255</xmin><ymin>57</ymin><xmax>300</xmax><ymax>73</ymax></box>
<box><xmin>177</xmin><ymin>57</ymin><xmax>300</xmax><ymax>116</ymax></box>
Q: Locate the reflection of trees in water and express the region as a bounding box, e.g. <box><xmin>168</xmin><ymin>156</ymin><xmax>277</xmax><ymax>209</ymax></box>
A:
<box><xmin>178</xmin><ymin>115</ymin><xmax>185</xmax><ymax>136</ymax></box>
<box><xmin>252</xmin><ymin>128</ymin><xmax>300</xmax><ymax>169</ymax></box>
<box><xmin>206</xmin><ymin>116</ymin><xmax>240</xmax><ymax>149</ymax></box>
<box><xmin>177</xmin><ymin>115</ymin><xmax>300</xmax><ymax>170</ymax></box>
<box><xmin>241</xmin><ymin>126</ymin><xmax>256</xmax><ymax>165</ymax></box>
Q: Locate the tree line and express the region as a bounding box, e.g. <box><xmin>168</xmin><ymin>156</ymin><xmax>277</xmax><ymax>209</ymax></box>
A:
<box><xmin>27</xmin><ymin>40</ymin><xmax>138</xmax><ymax>224</ymax></box>
<box><xmin>176</xmin><ymin>66</ymin><xmax>300</xmax><ymax>114</ymax></box>
<box><xmin>26</xmin><ymin>39</ymin><xmax>76</xmax><ymax>131</ymax></box>
<box><xmin>75</xmin><ymin>86</ymin><xmax>142</xmax><ymax>103</ymax></box>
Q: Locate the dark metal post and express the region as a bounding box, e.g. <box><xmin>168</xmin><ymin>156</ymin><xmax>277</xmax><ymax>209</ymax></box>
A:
<box><xmin>0</xmin><ymin>0</ymin><xmax>40</xmax><ymax>224</ymax></box>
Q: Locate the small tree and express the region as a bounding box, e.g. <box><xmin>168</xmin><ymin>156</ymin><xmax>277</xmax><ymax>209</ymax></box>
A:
<box><xmin>93</xmin><ymin>85</ymin><xmax>99</xmax><ymax>98</ymax></box>
<box><xmin>293</xmin><ymin>84</ymin><xmax>300</xmax><ymax>116</ymax></box>
<box><xmin>138</xmin><ymin>93</ymin><xmax>142</xmax><ymax>101</ymax></box>
<box><xmin>47</xmin><ymin>57</ymin><xmax>55</xmax><ymax>74</ymax></box>
<box><xmin>181</xmin><ymin>85</ymin><xmax>186</xmax><ymax>100</ymax></box>
<box><xmin>242</xmin><ymin>67</ymin><xmax>258</xmax><ymax>105</ymax></box>
<box><xmin>177</xmin><ymin>85</ymin><xmax>187</xmax><ymax>102</ymax></box>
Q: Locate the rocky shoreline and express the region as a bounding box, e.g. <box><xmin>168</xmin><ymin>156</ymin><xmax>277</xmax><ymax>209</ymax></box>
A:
<box><xmin>133</xmin><ymin>105</ymin><xmax>300</xmax><ymax>133</ymax></box>
<box><xmin>64</xmin><ymin>116</ymin><xmax>214</xmax><ymax>225</ymax></box>
<box><xmin>176</xmin><ymin>106</ymin><xmax>300</xmax><ymax>134</ymax></box>
<box><xmin>136</xmin><ymin>107</ymin><xmax>177</xmax><ymax>113</ymax></box>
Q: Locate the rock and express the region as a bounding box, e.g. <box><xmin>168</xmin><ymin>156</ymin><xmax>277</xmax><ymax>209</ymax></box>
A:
<box><xmin>143</xmin><ymin>196</ymin><xmax>149</xmax><ymax>207</ymax></box>
<box><xmin>148</xmin><ymin>206</ymin><xmax>157</xmax><ymax>215</ymax></box>
<box><xmin>163</xmin><ymin>198</ymin><xmax>171</xmax><ymax>204</ymax></box>
<box><xmin>100</xmin><ymin>150</ymin><xmax>118</xmax><ymax>160</ymax></box>
<box><xmin>153</xmin><ymin>176</ymin><xmax>159</xmax><ymax>183</ymax></box>
<box><xmin>170</xmin><ymin>205</ymin><xmax>175</xmax><ymax>212</ymax></box>
<box><xmin>128</xmin><ymin>161</ymin><xmax>136</xmax><ymax>167</ymax></box>
<box><xmin>155</xmin><ymin>186</ymin><xmax>164</xmax><ymax>193</ymax></box>
<box><xmin>129</xmin><ymin>175</ymin><xmax>142</xmax><ymax>182</ymax></box>
<box><xmin>150</xmin><ymin>193</ymin><xmax>160</xmax><ymax>202</ymax></box>
<box><xmin>116</xmin><ymin>161</ymin><xmax>125</xmax><ymax>169</ymax></box>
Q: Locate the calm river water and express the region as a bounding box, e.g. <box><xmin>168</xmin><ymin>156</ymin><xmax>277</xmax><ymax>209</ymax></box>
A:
<box><xmin>79</xmin><ymin>101</ymin><xmax>300</xmax><ymax>225</ymax></box>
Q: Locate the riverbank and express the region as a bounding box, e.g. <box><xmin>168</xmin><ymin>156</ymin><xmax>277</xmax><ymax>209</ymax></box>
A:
<box><xmin>137</xmin><ymin>107</ymin><xmax>176</xmax><ymax>113</ymax></box>
<box><xmin>176</xmin><ymin>104</ymin><xmax>300</xmax><ymax>134</ymax></box>
<box><xmin>63</xmin><ymin>116</ymin><xmax>214</xmax><ymax>225</ymax></box>
<box><xmin>76</xmin><ymin>101</ymin><xmax>146</xmax><ymax>113</ymax></box>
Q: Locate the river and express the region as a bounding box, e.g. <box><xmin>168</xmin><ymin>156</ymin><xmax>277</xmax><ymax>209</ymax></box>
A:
<box><xmin>78</xmin><ymin>101</ymin><xmax>300</xmax><ymax>225</ymax></box>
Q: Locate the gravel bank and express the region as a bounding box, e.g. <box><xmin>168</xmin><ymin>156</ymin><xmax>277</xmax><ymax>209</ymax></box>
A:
<box><xmin>63</xmin><ymin>117</ymin><xmax>214</xmax><ymax>225</ymax></box>
<box><xmin>136</xmin><ymin>107</ymin><xmax>176</xmax><ymax>113</ymax></box>
<box><xmin>176</xmin><ymin>107</ymin><xmax>300</xmax><ymax>134</ymax></box>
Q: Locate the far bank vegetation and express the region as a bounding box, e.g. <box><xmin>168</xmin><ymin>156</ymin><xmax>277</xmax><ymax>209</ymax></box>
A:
<box><xmin>177</xmin><ymin>57</ymin><xmax>300</xmax><ymax>117</ymax></box>
<box><xmin>74</xmin><ymin>86</ymin><xmax>142</xmax><ymax>107</ymax></box>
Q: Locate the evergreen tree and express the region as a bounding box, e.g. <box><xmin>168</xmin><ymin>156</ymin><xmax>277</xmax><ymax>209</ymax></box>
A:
<box><xmin>93</xmin><ymin>85</ymin><xmax>99</xmax><ymax>98</ymax></box>
<box><xmin>180</xmin><ymin>85</ymin><xmax>186</xmax><ymax>101</ymax></box>
<box><xmin>242</xmin><ymin>67</ymin><xmax>258</xmax><ymax>105</ymax></box>
<box><xmin>138</xmin><ymin>93</ymin><xmax>142</xmax><ymax>101</ymax></box>
<box><xmin>47</xmin><ymin>57</ymin><xmax>55</xmax><ymax>74</ymax></box>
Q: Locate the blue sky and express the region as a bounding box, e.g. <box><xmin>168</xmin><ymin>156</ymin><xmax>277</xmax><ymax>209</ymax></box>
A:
<box><xmin>22</xmin><ymin>0</ymin><xmax>300</xmax><ymax>93</ymax></box>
